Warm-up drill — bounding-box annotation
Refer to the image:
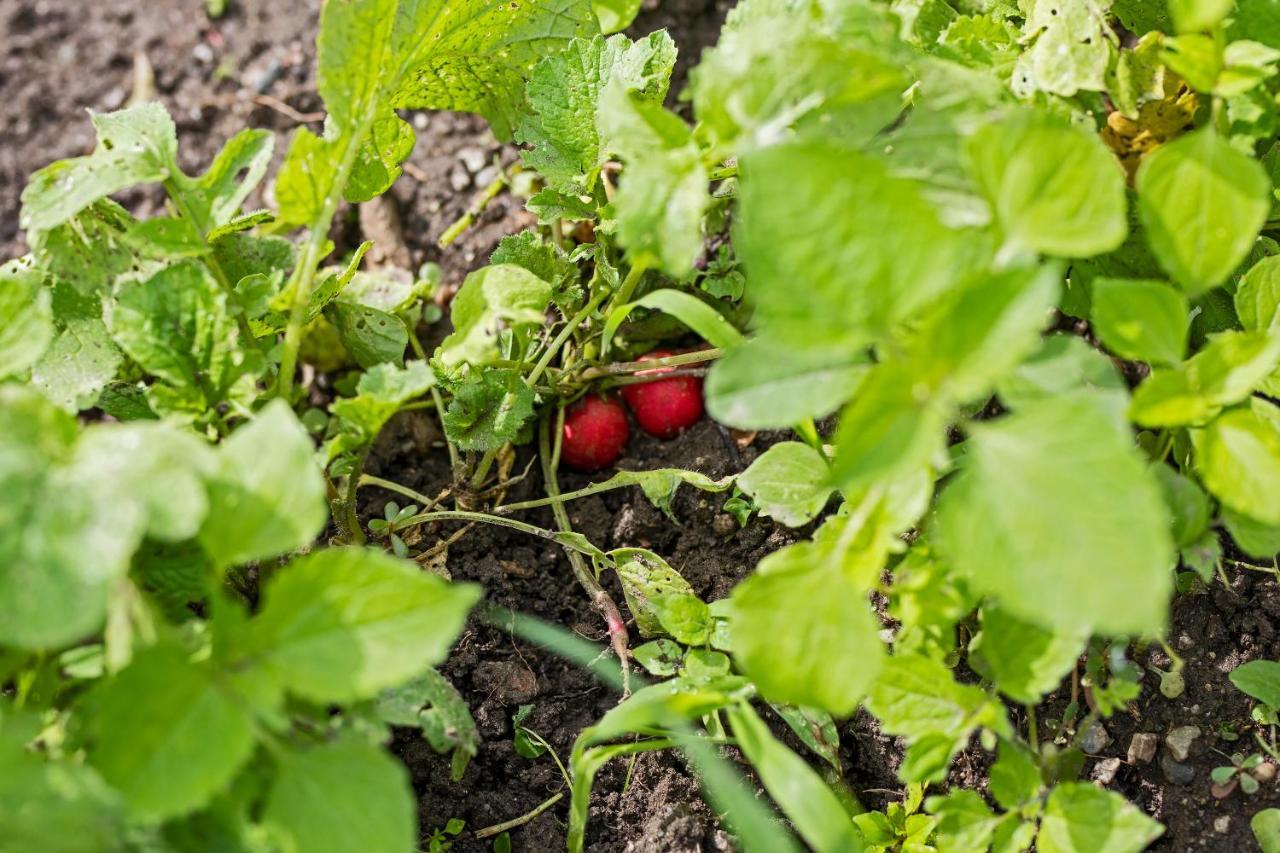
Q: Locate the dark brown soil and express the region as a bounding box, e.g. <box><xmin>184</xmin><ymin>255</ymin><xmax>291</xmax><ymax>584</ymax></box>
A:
<box><xmin>7</xmin><ymin>1</ymin><xmax>1280</xmax><ymax>851</ymax></box>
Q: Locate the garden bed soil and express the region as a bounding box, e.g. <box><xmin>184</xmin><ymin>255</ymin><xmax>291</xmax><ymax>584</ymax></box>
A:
<box><xmin>5</xmin><ymin>1</ymin><xmax>1280</xmax><ymax>850</ymax></box>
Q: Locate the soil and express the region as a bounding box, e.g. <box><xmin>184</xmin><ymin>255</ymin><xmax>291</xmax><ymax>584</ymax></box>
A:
<box><xmin>6</xmin><ymin>0</ymin><xmax>1280</xmax><ymax>851</ymax></box>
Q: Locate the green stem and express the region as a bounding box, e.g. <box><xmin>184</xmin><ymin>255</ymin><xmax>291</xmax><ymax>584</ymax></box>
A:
<box><xmin>604</xmin><ymin>261</ymin><xmax>650</xmax><ymax>323</ymax></box>
<box><xmin>794</xmin><ymin>418</ymin><xmax>822</xmax><ymax>452</ymax></box>
<box><xmin>473</xmin><ymin>792</ymin><xmax>566</xmax><ymax>840</ymax></box>
<box><xmin>1026</xmin><ymin>705</ymin><xmax>1039</xmax><ymax>750</ymax></box>
<box><xmin>575</xmin><ymin>348</ymin><xmax>722</xmax><ymax>380</ymax></box>
<box><xmin>358</xmin><ymin>475</ymin><xmax>441</xmax><ymax>509</ymax></box>
<box><xmin>527</xmin><ymin>288</ymin><xmax>611</xmax><ymax>387</ymax></box>
<box><xmin>338</xmin><ymin>447</ymin><xmax>370</xmax><ymax>545</ymax></box>
<box><xmin>431</xmin><ymin>386</ymin><xmax>461</xmax><ymax>472</ymax></box>
<box><xmin>707</xmin><ymin>163</ymin><xmax>738</xmax><ymax>181</ymax></box>
<box><xmin>393</xmin><ymin>508</ymin><xmax>597</xmax><ymax>554</ymax></box>
<box><xmin>438</xmin><ymin>167</ymin><xmax>512</xmax><ymax>249</ymax></box>
<box><xmin>275</xmin><ymin>113</ymin><xmax>377</xmax><ymax>400</ymax></box>
<box><xmin>469</xmin><ymin>447</ymin><xmax>500</xmax><ymax>490</ymax></box>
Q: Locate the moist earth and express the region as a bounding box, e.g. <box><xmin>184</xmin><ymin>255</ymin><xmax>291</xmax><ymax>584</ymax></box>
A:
<box><xmin>4</xmin><ymin>0</ymin><xmax>1279</xmax><ymax>850</ymax></box>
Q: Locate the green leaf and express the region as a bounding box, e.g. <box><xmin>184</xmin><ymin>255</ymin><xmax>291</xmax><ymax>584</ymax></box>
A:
<box><xmin>690</xmin><ymin>5</ymin><xmax>906</xmax><ymax>155</ymax></box>
<box><xmin>725</xmin><ymin>703</ymin><xmax>865</xmax><ymax>852</ymax></box>
<box><xmin>706</xmin><ymin>338</ymin><xmax>868</xmax><ymax>429</ymax></box>
<box><xmin>20</xmin><ymin>103</ymin><xmax>178</xmax><ymax>232</ymax></box>
<box><xmin>736</xmin><ymin>139</ymin><xmax>970</xmax><ymax>353</ymax></box>
<box><xmin>830</xmin><ymin>363</ymin><xmax>948</xmax><ymax>491</ymax></box>
<box><xmin>599</xmin><ymin>83</ymin><xmax>709</xmax><ymax>274</ymax></box>
<box><xmin>187</xmin><ymin>128</ymin><xmax>275</xmax><ymax>229</ymax></box>
<box><xmin>198</xmin><ymin>400</ymin><xmax>329</xmax><ymax>568</ymax></box>
<box><xmin>275</xmin><ymin>128</ymin><xmax>339</xmax><ymax>226</ymax></box>
<box><xmin>970</xmin><ymin>605</ymin><xmax>1087</xmax><ymax>705</ymax></box>
<box><xmin>927</xmin><ymin>790</ymin><xmax>1006</xmax><ymax>853</ymax></box>
<box><xmin>375</xmin><ymin>669</ymin><xmax>478</xmax><ymax>781</ymax></box>
<box><xmin>593</xmin><ymin>0</ymin><xmax>642</xmax><ymax>33</ymax></box>
<box><xmin>1171</xmin><ymin>0</ymin><xmax>1235</xmax><ymax>32</ymax></box>
<box><xmin>1013</xmin><ymin>0</ymin><xmax>1112</xmax><ymax>97</ymax></box>
<box><xmin>0</xmin><ymin>387</ymin><xmax>145</xmax><ymax>650</ymax></box>
<box><xmin>1136</xmin><ymin>128</ymin><xmax>1271</xmax><ymax>295</ymax></box>
<box><xmin>0</xmin><ymin>745</ymin><xmax>123</xmax><ymax>852</ymax></box>
<box><xmin>517</xmin><ymin>33</ymin><xmax>677</xmax><ymax>193</ymax></box>
<box><xmin>110</xmin><ymin>261</ymin><xmax>255</xmax><ymax>410</ymax></box>
<box><xmin>969</xmin><ymin>112</ymin><xmax>1127</xmax><ymax>257</ymax></box>
<box><xmin>388</xmin><ymin>0</ymin><xmax>598</xmax><ymax>140</ymax></box>
<box><xmin>31</xmin><ymin>318</ymin><xmax>123</xmax><ymax>412</ymax></box>
<box><xmin>1224</xmin><ymin>506</ymin><xmax>1280</xmax><ymax>557</ymax></box>
<box><xmin>1155</xmin><ymin>464</ymin><xmax>1213</xmax><ymax>547</ymax></box>
<box><xmin>1091</xmin><ymin>278</ymin><xmax>1189</xmax><ymax>365</ymax></box>
<box><xmin>346</xmin><ymin>110</ymin><xmax>416</xmax><ymax>204</ymax></box>
<box><xmin>614</xmin><ymin>551</ymin><xmax>699</xmax><ymax>638</ymax></box>
<box><xmin>264</xmin><ymin>739</ymin><xmax>414</xmax><ymax>853</ymax></box>
<box><xmin>246</xmin><ymin>547</ymin><xmax>481</xmax><ymax>703</ymax></box>
<box><xmin>330</xmin><ymin>360</ymin><xmax>436</xmax><ymax>447</ymax></box>
<box><xmin>896</xmin><ymin>263</ymin><xmax>1062</xmax><ymax>404</ymax></box>
<box><xmin>71</xmin><ymin>422</ymin><xmax>215</xmax><ymax>543</ymax></box>
<box><xmin>737</xmin><ymin>442</ymin><xmax>833</xmax><ymax>527</ymax></box>
<box><xmin>438</xmin><ymin>265</ymin><xmax>552</xmax><ymax>366</ymax></box>
<box><xmin>1038</xmin><ymin>783</ymin><xmax>1164</xmax><ymax>853</ymax></box>
<box><xmin>1194</xmin><ymin>400</ymin><xmax>1280</xmax><ymax>524</ymax></box>
<box><xmin>0</xmin><ymin>261</ymin><xmax>53</xmax><ymax>379</ymax></box>
<box><xmin>442</xmin><ymin>368</ymin><xmax>535</xmax><ymax>451</ymax></box>
<box><xmin>865</xmin><ymin>654</ymin><xmax>1009</xmax><ymax>783</ymax></box>
<box><xmin>1130</xmin><ymin>330</ymin><xmax>1280</xmax><ymax>426</ymax></box>
<box><xmin>326</xmin><ymin>302</ymin><xmax>408</xmax><ymax>368</ymax></box>
<box><xmin>997</xmin><ymin>334</ymin><xmax>1127</xmax><ymax>414</ymax></box>
<box><xmin>936</xmin><ymin>393</ymin><xmax>1175</xmax><ymax>635</ymax></box>
<box><xmin>89</xmin><ymin>642</ymin><xmax>257</xmax><ymax>820</ymax></box>
<box><xmin>1254</xmin><ymin>808</ymin><xmax>1280</xmax><ymax>853</ymax></box>
<box><xmin>730</xmin><ymin>538</ymin><xmax>885</xmax><ymax>716</ymax></box>
<box><xmin>988</xmin><ymin>739</ymin><xmax>1042</xmax><ymax>810</ymax></box>
<box><xmin>602</xmin><ymin>288</ymin><xmax>744</xmax><ymax>355</ymax></box>
<box><xmin>1237</xmin><ymin>255</ymin><xmax>1280</xmax><ymax>331</ymax></box>
<box><xmin>1231</xmin><ymin>659</ymin><xmax>1280</xmax><ymax>707</ymax></box>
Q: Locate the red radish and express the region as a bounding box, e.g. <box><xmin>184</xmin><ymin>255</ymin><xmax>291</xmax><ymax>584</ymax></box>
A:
<box><xmin>561</xmin><ymin>394</ymin><xmax>629</xmax><ymax>471</ymax></box>
<box><xmin>621</xmin><ymin>349</ymin><xmax>705</xmax><ymax>439</ymax></box>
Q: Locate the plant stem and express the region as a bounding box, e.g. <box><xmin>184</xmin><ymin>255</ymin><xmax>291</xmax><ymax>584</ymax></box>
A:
<box><xmin>438</xmin><ymin>166</ymin><xmax>513</xmax><ymax>249</ymax></box>
<box><xmin>275</xmin><ymin>113</ymin><xmax>377</xmax><ymax>401</ymax></box>
<box><xmin>540</xmin><ymin>411</ymin><xmax>632</xmax><ymax>695</ymax></box>
<box><xmin>473</xmin><ymin>792</ymin><xmax>565</xmax><ymax>839</ymax></box>
<box><xmin>1026</xmin><ymin>705</ymin><xmax>1039</xmax><ymax>750</ymax></box>
<box><xmin>527</xmin><ymin>288</ymin><xmax>611</xmax><ymax>387</ymax></box>
<box><xmin>358</xmin><ymin>475</ymin><xmax>447</xmax><ymax>511</ymax></box>
<box><xmin>575</xmin><ymin>348</ymin><xmax>722</xmax><ymax>380</ymax></box>
<box><xmin>707</xmin><ymin>163</ymin><xmax>738</xmax><ymax>181</ymax></box>
<box><xmin>469</xmin><ymin>447</ymin><xmax>500</xmax><ymax>489</ymax></box>
<box><xmin>498</xmin><ymin>478</ymin><xmax>637</xmax><ymax>513</ymax></box>
<box><xmin>393</xmin><ymin>508</ymin><xmax>599</xmax><ymax>555</ymax></box>
<box><xmin>337</xmin><ymin>446</ymin><xmax>370</xmax><ymax>545</ymax></box>
<box><xmin>604</xmin><ymin>261</ymin><xmax>650</xmax><ymax>321</ymax></box>
<box><xmin>431</xmin><ymin>386</ymin><xmax>461</xmax><ymax>472</ymax></box>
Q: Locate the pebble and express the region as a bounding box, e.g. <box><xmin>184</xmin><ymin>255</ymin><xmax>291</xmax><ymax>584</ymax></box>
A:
<box><xmin>192</xmin><ymin>43</ymin><xmax>214</xmax><ymax>64</ymax></box>
<box><xmin>1215</xmin><ymin>816</ymin><xmax>1231</xmax><ymax>834</ymax></box>
<box><xmin>449</xmin><ymin>165</ymin><xmax>471</xmax><ymax>192</ymax></box>
<box><xmin>712</xmin><ymin>513</ymin><xmax>736</xmax><ymax>537</ymax></box>
<box><xmin>475</xmin><ymin>165</ymin><xmax>501</xmax><ymax>187</ymax></box>
<box><xmin>1080</xmin><ymin>721</ymin><xmax>1112</xmax><ymax>754</ymax></box>
<box><xmin>1165</xmin><ymin>725</ymin><xmax>1202</xmax><ymax>762</ymax></box>
<box><xmin>1128</xmin><ymin>732</ymin><xmax>1159</xmax><ymax>764</ymax></box>
<box><xmin>458</xmin><ymin>146</ymin><xmax>487</xmax><ymax>174</ymax></box>
<box><xmin>1092</xmin><ymin>757</ymin><xmax>1122</xmax><ymax>785</ymax></box>
<box><xmin>1160</xmin><ymin>753</ymin><xmax>1196</xmax><ymax>786</ymax></box>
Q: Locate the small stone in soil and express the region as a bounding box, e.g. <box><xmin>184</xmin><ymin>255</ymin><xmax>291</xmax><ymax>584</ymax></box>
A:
<box><xmin>1080</xmin><ymin>721</ymin><xmax>1111</xmax><ymax>754</ymax></box>
<box><xmin>473</xmin><ymin>660</ymin><xmax>538</xmax><ymax>704</ymax></box>
<box><xmin>1128</xmin><ymin>732</ymin><xmax>1159</xmax><ymax>764</ymax></box>
<box><xmin>1215</xmin><ymin>816</ymin><xmax>1232</xmax><ymax>834</ymax></box>
<box><xmin>712</xmin><ymin>513</ymin><xmax>736</xmax><ymax>536</ymax></box>
<box><xmin>1160</xmin><ymin>753</ymin><xmax>1196</xmax><ymax>786</ymax></box>
<box><xmin>1165</xmin><ymin>725</ymin><xmax>1202</xmax><ymax>762</ymax></box>
<box><xmin>1092</xmin><ymin>757</ymin><xmax>1122</xmax><ymax>785</ymax></box>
